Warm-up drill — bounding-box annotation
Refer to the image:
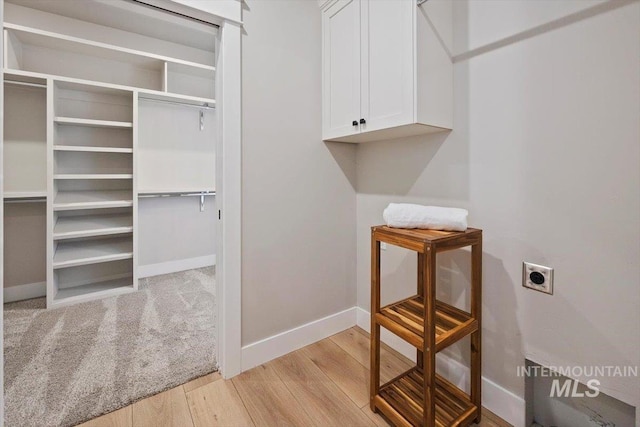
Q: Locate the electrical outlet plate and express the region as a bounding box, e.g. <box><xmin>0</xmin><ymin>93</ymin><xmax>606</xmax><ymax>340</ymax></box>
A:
<box><xmin>522</xmin><ymin>261</ymin><xmax>553</xmax><ymax>295</ymax></box>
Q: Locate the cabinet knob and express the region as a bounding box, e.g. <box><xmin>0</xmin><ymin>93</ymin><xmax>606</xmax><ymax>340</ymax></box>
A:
<box><xmin>352</xmin><ymin>120</ymin><xmax>358</xmax><ymax>126</ymax></box>
<box><xmin>360</xmin><ymin>118</ymin><xmax>366</xmax><ymax>124</ymax></box>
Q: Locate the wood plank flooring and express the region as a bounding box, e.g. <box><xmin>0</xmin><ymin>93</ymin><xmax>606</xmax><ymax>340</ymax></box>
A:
<box><xmin>77</xmin><ymin>327</ymin><xmax>511</xmax><ymax>427</ymax></box>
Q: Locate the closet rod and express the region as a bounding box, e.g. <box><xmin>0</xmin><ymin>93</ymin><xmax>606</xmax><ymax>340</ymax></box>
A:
<box><xmin>139</xmin><ymin>190</ymin><xmax>215</xmax><ymax>212</ymax></box>
<box><xmin>138</xmin><ymin>97</ymin><xmax>215</xmax><ymax>110</ymax></box>
<box><xmin>4</xmin><ymin>80</ymin><xmax>47</xmax><ymax>88</ymax></box>
<box><xmin>138</xmin><ymin>191</ymin><xmax>215</xmax><ymax>198</ymax></box>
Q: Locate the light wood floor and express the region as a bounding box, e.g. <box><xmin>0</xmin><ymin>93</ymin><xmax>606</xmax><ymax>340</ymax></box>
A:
<box><xmin>78</xmin><ymin>327</ymin><xmax>511</xmax><ymax>427</ymax></box>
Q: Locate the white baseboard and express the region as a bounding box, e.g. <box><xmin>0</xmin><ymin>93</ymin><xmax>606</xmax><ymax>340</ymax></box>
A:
<box><xmin>241</xmin><ymin>307</ymin><xmax>357</xmax><ymax>372</ymax></box>
<box><xmin>4</xmin><ymin>257</ymin><xmax>217</xmax><ymax>303</ymax></box>
<box><xmin>4</xmin><ymin>281</ymin><xmax>46</xmax><ymax>303</ymax></box>
<box><xmin>356</xmin><ymin>307</ymin><xmax>525</xmax><ymax>427</ymax></box>
<box><xmin>138</xmin><ymin>255</ymin><xmax>216</xmax><ymax>279</ymax></box>
<box><xmin>239</xmin><ymin>305</ymin><xmax>524</xmax><ymax>425</ymax></box>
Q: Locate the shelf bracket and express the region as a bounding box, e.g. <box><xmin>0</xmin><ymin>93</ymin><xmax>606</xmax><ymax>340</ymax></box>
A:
<box><xmin>200</xmin><ymin>193</ymin><xmax>206</xmax><ymax>212</ymax></box>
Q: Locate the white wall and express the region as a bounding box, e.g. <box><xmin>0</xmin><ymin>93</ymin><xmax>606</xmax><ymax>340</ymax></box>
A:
<box><xmin>241</xmin><ymin>0</ymin><xmax>357</xmax><ymax>346</ymax></box>
<box><xmin>138</xmin><ymin>196</ymin><xmax>216</xmax><ymax>267</ymax></box>
<box><xmin>356</xmin><ymin>0</ymin><xmax>640</xmax><ymax>424</ymax></box>
<box><xmin>137</xmin><ymin>100</ymin><xmax>217</xmax><ymax>274</ymax></box>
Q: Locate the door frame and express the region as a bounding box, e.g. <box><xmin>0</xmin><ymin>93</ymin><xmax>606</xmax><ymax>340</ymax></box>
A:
<box><xmin>131</xmin><ymin>0</ymin><xmax>245</xmax><ymax>379</ymax></box>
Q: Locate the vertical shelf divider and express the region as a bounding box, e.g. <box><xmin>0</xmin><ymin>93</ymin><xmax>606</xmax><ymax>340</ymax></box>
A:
<box><xmin>132</xmin><ymin>91</ymin><xmax>139</xmax><ymax>292</ymax></box>
<box><xmin>46</xmin><ymin>78</ymin><xmax>54</xmax><ymax>308</ymax></box>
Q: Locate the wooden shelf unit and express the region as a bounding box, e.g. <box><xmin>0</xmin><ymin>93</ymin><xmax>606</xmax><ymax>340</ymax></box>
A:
<box><xmin>377</xmin><ymin>296</ymin><xmax>478</xmax><ymax>352</ymax></box>
<box><xmin>370</xmin><ymin>226</ymin><xmax>482</xmax><ymax>427</ymax></box>
<box><xmin>376</xmin><ymin>369</ymin><xmax>476</xmax><ymax>427</ymax></box>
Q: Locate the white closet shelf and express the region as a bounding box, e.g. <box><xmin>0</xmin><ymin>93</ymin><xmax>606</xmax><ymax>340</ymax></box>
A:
<box><xmin>54</xmin><ymin>276</ymin><xmax>134</xmax><ymax>304</ymax></box>
<box><xmin>54</xmin><ymin>190</ymin><xmax>133</xmax><ymax>211</ymax></box>
<box><xmin>54</xmin><ymin>117</ymin><xmax>133</xmax><ymax>128</ymax></box>
<box><xmin>5</xmin><ymin>23</ymin><xmax>215</xmax><ymax>75</ymax></box>
<box><xmin>54</xmin><ymin>213</ymin><xmax>133</xmax><ymax>240</ymax></box>
<box><xmin>4</xmin><ymin>191</ymin><xmax>47</xmax><ymax>199</ymax></box>
<box><xmin>54</xmin><ymin>174</ymin><xmax>133</xmax><ymax>180</ymax></box>
<box><xmin>5</xmin><ymin>69</ymin><xmax>216</xmax><ymax>107</ymax></box>
<box><xmin>54</xmin><ymin>145</ymin><xmax>133</xmax><ymax>154</ymax></box>
<box><xmin>53</xmin><ymin>236</ymin><xmax>133</xmax><ymax>269</ymax></box>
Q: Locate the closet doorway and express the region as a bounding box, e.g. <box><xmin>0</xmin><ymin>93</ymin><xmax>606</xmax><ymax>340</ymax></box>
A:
<box><xmin>0</xmin><ymin>1</ymin><xmax>241</xmax><ymax>425</ymax></box>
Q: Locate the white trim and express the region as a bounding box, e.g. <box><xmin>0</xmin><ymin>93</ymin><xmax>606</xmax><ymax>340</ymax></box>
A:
<box><xmin>318</xmin><ymin>0</ymin><xmax>339</xmax><ymax>11</ymax></box>
<box><xmin>1</xmin><ymin>6</ymin><xmax>6</xmax><ymax>422</ymax></box>
<box><xmin>242</xmin><ymin>307</ymin><xmax>358</xmax><ymax>372</ymax></box>
<box><xmin>436</xmin><ymin>351</ymin><xmax>526</xmax><ymax>427</ymax></box>
<box><xmin>138</xmin><ymin>255</ymin><xmax>216</xmax><ymax>278</ymax></box>
<box><xmin>356</xmin><ymin>307</ymin><xmax>525</xmax><ymax>427</ymax></box>
<box><xmin>216</xmin><ymin>20</ymin><xmax>243</xmax><ymax>379</ymax></box>
<box><xmin>155</xmin><ymin>0</ymin><xmax>242</xmax><ymax>25</ymax></box>
<box><xmin>3</xmin><ymin>281</ymin><xmax>46</xmax><ymax>303</ymax></box>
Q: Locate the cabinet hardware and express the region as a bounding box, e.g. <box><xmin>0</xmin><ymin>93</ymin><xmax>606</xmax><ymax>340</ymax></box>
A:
<box><xmin>352</xmin><ymin>120</ymin><xmax>358</xmax><ymax>126</ymax></box>
<box><xmin>360</xmin><ymin>118</ymin><xmax>366</xmax><ymax>124</ymax></box>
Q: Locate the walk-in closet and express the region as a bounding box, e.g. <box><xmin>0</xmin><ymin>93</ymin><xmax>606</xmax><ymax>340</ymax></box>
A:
<box><xmin>2</xmin><ymin>1</ymin><xmax>220</xmax><ymax>425</ymax></box>
<box><xmin>3</xmin><ymin>0</ymin><xmax>217</xmax><ymax>305</ymax></box>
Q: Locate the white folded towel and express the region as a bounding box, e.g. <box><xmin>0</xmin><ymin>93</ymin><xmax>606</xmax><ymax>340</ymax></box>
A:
<box><xmin>383</xmin><ymin>203</ymin><xmax>468</xmax><ymax>231</ymax></box>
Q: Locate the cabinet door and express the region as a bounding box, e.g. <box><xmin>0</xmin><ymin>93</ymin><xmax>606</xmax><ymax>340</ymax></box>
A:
<box><xmin>322</xmin><ymin>0</ymin><xmax>361</xmax><ymax>140</ymax></box>
<box><xmin>361</xmin><ymin>0</ymin><xmax>415</xmax><ymax>133</ymax></box>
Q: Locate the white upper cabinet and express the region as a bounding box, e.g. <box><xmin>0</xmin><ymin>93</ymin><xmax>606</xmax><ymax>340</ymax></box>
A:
<box><xmin>322</xmin><ymin>0</ymin><xmax>361</xmax><ymax>140</ymax></box>
<box><xmin>321</xmin><ymin>0</ymin><xmax>452</xmax><ymax>143</ymax></box>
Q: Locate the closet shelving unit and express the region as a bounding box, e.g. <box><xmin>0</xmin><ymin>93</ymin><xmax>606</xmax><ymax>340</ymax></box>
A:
<box><xmin>3</xmin><ymin>6</ymin><xmax>216</xmax><ymax>307</ymax></box>
<box><xmin>48</xmin><ymin>80</ymin><xmax>136</xmax><ymax>306</ymax></box>
<box><xmin>4</xmin><ymin>23</ymin><xmax>216</xmax><ymax>101</ymax></box>
<box><xmin>3</xmin><ymin>77</ymin><xmax>47</xmax><ymax>301</ymax></box>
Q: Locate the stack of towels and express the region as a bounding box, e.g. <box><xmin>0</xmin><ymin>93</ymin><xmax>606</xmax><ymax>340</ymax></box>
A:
<box><xmin>383</xmin><ymin>203</ymin><xmax>468</xmax><ymax>231</ymax></box>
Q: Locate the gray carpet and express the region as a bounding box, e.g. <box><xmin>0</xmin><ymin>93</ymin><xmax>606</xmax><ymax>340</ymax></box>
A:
<box><xmin>4</xmin><ymin>267</ymin><xmax>217</xmax><ymax>427</ymax></box>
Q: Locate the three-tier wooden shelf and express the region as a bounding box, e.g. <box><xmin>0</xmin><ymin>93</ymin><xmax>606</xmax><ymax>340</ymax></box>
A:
<box><xmin>370</xmin><ymin>225</ymin><xmax>482</xmax><ymax>427</ymax></box>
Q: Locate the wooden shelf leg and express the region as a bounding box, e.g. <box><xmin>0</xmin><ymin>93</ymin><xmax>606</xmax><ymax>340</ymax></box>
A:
<box><xmin>471</xmin><ymin>239</ymin><xmax>483</xmax><ymax>423</ymax></box>
<box><xmin>423</xmin><ymin>244</ymin><xmax>436</xmax><ymax>427</ymax></box>
<box><xmin>370</xmin><ymin>234</ymin><xmax>381</xmax><ymax>412</ymax></box>
<box><xmin>417</xmin><ymin>252</ymin><xmax>424</xmax><ymax>370</ymax></box>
